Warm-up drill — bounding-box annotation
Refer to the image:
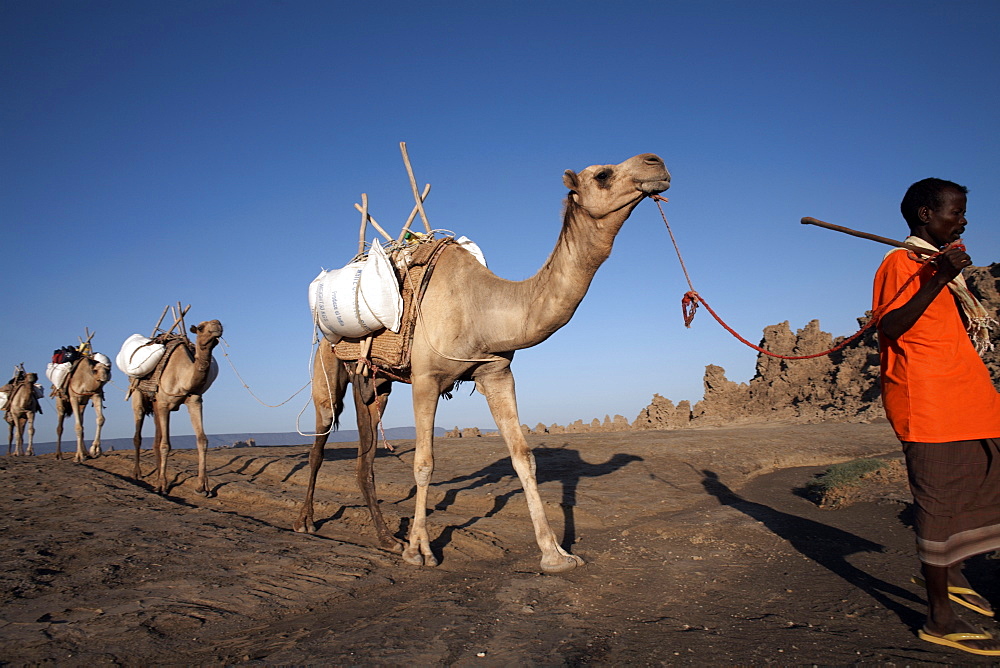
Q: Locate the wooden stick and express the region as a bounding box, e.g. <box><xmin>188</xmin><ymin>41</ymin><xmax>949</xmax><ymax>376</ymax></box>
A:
<box><xmin>397</xmin><ymin>183</ymin><xmax>432</xmax><ymax>242</ymax></box>
<box><xmin>400</xmin><ymin>142</ymin><xmax>431</xmax><ymax>233</ymax></box>
<box><xmin>178</xmin><ymin>302</ymin><xmax>189</xmax><ymax>336</ymax></box>
<box><xmin>79</xmin><ymin>328</ymin><xmax>95</xmax><ymax>354</ymax></box>
<box><xmin>358</xmin><ymin>193</ymin><xmax>369</xmax><ymax>255</ymax></box>
<box><xmin>151</xmin><ymin>305</ymin><xmax>170</xmax><ymax>336</ymax></box>
<box><xmin>800</xmin><ymin>217</ymin><xmax>936</xmax><ymax>256</ymax></box>
<box><xmin>164</xmin><ymin>304</ymin><xmax>191</xmax><ymax>335</ymax></box>
<box><xmin>352</xmin><ymin>203</ymin><xmax>393</xmax><ymax>242</ymax></box>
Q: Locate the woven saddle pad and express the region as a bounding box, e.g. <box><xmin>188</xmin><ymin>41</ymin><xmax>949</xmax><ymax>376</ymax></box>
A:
<box><xmin>131</xmin><ymin>335</ymin><xmax>192</xmax><ymax>402</ymax></box>
<box><xmin>334</xmin><ymin>237</ymin><xmax>453</xmax><ymax>372</ymax></box>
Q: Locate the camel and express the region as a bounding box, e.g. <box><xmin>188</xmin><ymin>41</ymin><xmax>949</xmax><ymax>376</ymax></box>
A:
<box><xmin>130</xmin><ymin>320</ymin><xmax>223</xmax><ymax>496</ymax></box>
<box><xmin>53</xmin><ymin>355</ymin><xmax>111</xmax><ymax>463</ymax></box>
<box><xmin>4</xmin><ymin>371</ymin><xmax>42</xmax><ymax>456</ymax></box>
<box><xmin>295</xmin><ymin>153</ymin><xmax>670</xmax><ymax>573</ymax></box>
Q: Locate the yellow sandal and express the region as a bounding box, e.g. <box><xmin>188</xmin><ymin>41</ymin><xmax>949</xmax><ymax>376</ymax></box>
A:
<box><xmin>911</xmin><ymin>575</ymin><xmax>995</xmax><ymax>617</ymax></box>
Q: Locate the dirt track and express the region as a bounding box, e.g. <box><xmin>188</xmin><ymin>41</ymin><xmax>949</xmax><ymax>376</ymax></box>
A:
<box><xmin>2</xmin><ymin>421</ymin><xmax>999</xmax><ymax>665</ymax></box>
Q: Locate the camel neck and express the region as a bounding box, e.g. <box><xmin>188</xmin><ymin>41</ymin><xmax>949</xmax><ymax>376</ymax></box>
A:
<box><xmin>191</xmin><ymin>340</ymin><xmax>217</xmax><ymax>378</ymax></box>
<box><xmin>513</xmin><ymin>198</ymin><xmax>634</xmax><ymax>345</ymax></box>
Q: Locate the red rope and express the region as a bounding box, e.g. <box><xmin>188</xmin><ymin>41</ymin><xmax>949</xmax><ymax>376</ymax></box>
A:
<box><xmin>652</xmin><ymin>195</ymin><xmax>940</xmax><ymax>360</ymax></box>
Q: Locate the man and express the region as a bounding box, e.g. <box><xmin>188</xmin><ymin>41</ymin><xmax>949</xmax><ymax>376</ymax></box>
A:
<box><xmin>873</xmin><ymin>177</ymin><xmax>1000</xmax><ymax>656</ymax></box>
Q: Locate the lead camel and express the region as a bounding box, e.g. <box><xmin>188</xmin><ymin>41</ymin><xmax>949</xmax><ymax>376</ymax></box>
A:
<box><xmin>296</xmin><ymin>153</ymin><xmax>670</xmax><ymax>573</ymax></box>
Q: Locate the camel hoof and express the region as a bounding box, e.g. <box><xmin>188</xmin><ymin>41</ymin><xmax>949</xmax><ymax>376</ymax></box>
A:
<box><xmin>379</xmin><ymin>536</ymin><xmax>405</xmax><ymax>553</ymax></box>
<box><xmin>293</xmin><ymin>521</ymin><xmax>316</xmax><ymax>534</ymax></box>
<box><xmin>402</xmin><ymin>546</ymin><xmax>432</xmax><ymax>566</ymax></box>
<box><xmin>541</xmin><ymin>554</ymin><xmax>584</xmax><ymax>574</ymax></box>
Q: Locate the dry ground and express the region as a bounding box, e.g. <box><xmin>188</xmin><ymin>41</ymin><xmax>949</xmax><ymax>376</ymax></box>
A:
<box><xmin>2</xmin><ymin>421</ymin><xmax>999</xmax><ymax>666</ymax></box>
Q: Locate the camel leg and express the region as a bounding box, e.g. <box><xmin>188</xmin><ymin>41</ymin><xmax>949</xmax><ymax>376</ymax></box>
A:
<box><xmin>294</xmin><ymin>433</ymin><xmax>331</xmax><ymax>534</ymax></box>
<box><xmin>90</xmin><ymin>395</ymin><xmax>105</xmax><ymax>458</ymax></box>
<box><xmin>14</xmin><ymin>416</ymin><xmax>25</xmax><ymax>456</ymax></box>
<box><xmin>25</xmin><ymin>412</ymin><xmax>35</xmax><ymax>456</ymax></box>
<box><xmin>294</xmin><ymin>352</ymin><xmax>347</xmax><ymax>534</ymax></box>
<box><xmin>353</xmin><ymin>376</ymin><xmax>401</xmax><ymax>551</ymax></box>
<box><xmin>6</xmin><ymin>417</ymin><xmax>12</xmax><ymax>456</ymax></box>
<box><xmin>131</xmin><ymin>394</ymin><xmax>146</xmax><ymax>480</ymax></box>
<box><xmin>72</xmin><ymin>395</ymin><xmax>88</xmax><ymax>464</ymax></box>
<box><xmin>152</xmin><ymin>406</ymin><xmax>171</xmax><ymax>494</ymax></box>
<box><xmin>402</xmin><ymin>376</ymin><xmax>442</xmax><ymax>567</ymax></box>
<box><xmin>478</xmin><ymin>368</ymin><xmax>583</xmax><ymax>574</ymax></box>
<box><xmin>54</xmin><ymin>399</ymin><xmax>66</xmax><ymax>460</ymax></box>
<box><xmin>186</xmin><ymin>395</ymin><xmax>212</xmax><ymax>497</ymax></box>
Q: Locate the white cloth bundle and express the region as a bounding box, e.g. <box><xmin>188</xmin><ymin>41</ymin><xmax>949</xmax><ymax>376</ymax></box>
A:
<box><xmin>309</xmin><ymin>241</ymin><xmax>403</xmax><ymax>341</ymax></box>
<box><xmin>46</xmin><ymin>362</ymin><xmax>72</xmax><ymax>389</ymax></box>
<box><xmin>116</xmin><ymin>334</ymin><xmax>166</xmax><ymax>377</ymax></box>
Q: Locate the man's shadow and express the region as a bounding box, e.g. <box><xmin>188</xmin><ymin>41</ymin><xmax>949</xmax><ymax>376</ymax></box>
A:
<box><xmin>411</xmin><ymin>446</ymin><xmax>641</xmax><ymax>561</ymax></box>
<box><xmin>700</xmin><ymin>469</ymin><xmax>925</xmax><ymax>628</ymax></box>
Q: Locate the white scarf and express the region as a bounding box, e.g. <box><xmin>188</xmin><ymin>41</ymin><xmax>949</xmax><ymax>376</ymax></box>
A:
<box><xmin>894</xmin><ymin>236</ymin><xmax>997</xmax><ymax>355</ymax></box>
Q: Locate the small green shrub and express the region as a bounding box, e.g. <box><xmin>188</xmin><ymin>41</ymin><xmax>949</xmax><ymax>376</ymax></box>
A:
<box><xmin>806</xmin><ymin>458</ymin><xmax>888</xmax><ymax>493</ymax></box>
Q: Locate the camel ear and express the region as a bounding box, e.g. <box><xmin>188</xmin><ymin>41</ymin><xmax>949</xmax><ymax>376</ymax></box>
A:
<box><xmin>190</xmin><ymin>324</ymin><xmax>198</xmax><ymax>334</ymax></box>
<box><xmin>563</xmin><ymin>169</ymin><xmax>579</xmax><ymax>192</ymax></box>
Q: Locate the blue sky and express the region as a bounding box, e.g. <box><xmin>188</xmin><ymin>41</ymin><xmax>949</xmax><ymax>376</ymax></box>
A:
<box><xmin>3</xmin><ymin>0</ymin><xmax>999</xmax><ymax>442</ymax></box>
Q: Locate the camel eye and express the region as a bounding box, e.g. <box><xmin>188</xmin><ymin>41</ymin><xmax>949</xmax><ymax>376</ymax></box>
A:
<box><xmin>595</xmin><ymin>170</ymin><xmax>610</xmax><ymax>181</ymax></box>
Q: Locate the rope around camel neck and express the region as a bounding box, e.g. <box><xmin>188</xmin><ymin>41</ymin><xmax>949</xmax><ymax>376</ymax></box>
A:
<box><xmin>651</xmin><ymin>195</ymin><xmax>938</xmax><ymax>360</ymax></box>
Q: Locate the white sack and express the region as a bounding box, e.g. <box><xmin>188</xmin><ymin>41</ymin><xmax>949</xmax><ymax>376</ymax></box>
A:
<box><xmin>309</xmin><ymin>261</ymin><xmax>380</xmax><ymax>340</ymax></box>
<box><xmin>116</xmin><ymin>334</ymin><xmax>166</xmax><ymax>378</ymax></box>
<box><xmin>0</xmin><ymin>391</ymin><xmax>7</xmax><ymax>411</ymax></box>
<box><xmin>360</xmin><ymin>241</ymin><xmax>403</xmax><ymax>333</ymax></box>
<box><xmin>93</xmin><ymin>352</ymin><xmax>111</xmax><ymax>368</ymax></box>
<box><xmin>200</xmin><ymin>357</ymin><xmax>220</xmax><ymax>393</ymax></box>
<box><xmin>456</xmin><ymin>235</ymin><xmax>488</xmax><ymax>267</ymax></box>
<box><xmin>46</xmin><ymin>361</ymin><xmax>72</xmax><ymax>390</ymax></box>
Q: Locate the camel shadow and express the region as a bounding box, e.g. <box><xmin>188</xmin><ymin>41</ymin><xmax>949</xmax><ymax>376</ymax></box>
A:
<box><xmin>420</xmin><ymin>445</ymin><xmax>642</xmax><ymax>564</ymax></box>
<box><xmin>699</xmin><ymin>469</ymin><xmax>925</xmax><ymax>628</ymax></box>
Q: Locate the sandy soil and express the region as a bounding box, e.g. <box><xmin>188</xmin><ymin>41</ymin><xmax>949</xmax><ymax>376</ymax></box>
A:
<box><xmin>2</xmin><ymin>421</ymin><xmax>998</xmax><ymax>666</ymax></box>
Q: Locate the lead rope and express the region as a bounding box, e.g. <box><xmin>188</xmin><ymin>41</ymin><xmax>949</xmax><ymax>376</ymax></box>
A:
<box><xmin>650</xmin><ymin>195</ymin><xmax>939</xmax><ymax>359</ymax></box>
<box><xmin>219</xmin><ymin>337</ymin><xmax>312</xmax><ymax>407</ymax></box>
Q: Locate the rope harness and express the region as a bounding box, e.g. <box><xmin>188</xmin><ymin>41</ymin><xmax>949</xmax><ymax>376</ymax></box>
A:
<box><xmin>651</xmin><ymin>195</ymin><xmax>943</xmax><ymax>360</ymax></box>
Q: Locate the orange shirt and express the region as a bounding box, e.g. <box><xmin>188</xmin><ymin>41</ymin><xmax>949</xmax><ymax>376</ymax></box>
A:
<box><xmin>873</xmin><ymin>249</ymin><xmax>1000</xmax><ymax>442</ymax></box>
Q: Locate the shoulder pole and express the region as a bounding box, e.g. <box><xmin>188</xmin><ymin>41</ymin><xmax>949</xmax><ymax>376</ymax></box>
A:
<box><xmin>801</xmin><ymin>217</ymin><xmax>935</xmax><ymax>256</ymax></box>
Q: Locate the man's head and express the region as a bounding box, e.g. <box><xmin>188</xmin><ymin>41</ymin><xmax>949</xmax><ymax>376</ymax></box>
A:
<box><xmin>901</xmin><ymin>178</ymin><xmax>968</xmax><ymax>230</ymax></box>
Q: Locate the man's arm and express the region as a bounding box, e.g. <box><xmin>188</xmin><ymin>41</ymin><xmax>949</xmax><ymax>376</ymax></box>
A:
<box><xmin>878</xmin><ymin>247</ymin><xmax>970</xmax><ymax>339</ymax></box>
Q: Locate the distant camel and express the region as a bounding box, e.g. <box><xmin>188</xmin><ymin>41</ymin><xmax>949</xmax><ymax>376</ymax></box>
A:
<box><xmin>4</xmin><ymin>371</ymin><xmax>42</xmax><ymax>456</ymax></box>
<box><xmin>296</xmin><ymin>153</ymin><xmax>670</xmax><ymax>573</ymax></box>
<box><xmin>53</xmin><ymin>355</ymin><xmax>111</xmax><ymax>463</ymax></box>
<box><xmin>129</xmin><ymin>320</ymin><xmax>223</xmax><ymax>495</ymax></box>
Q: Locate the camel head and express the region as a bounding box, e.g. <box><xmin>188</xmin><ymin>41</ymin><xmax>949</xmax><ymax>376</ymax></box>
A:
<box><xmin>92</xmin><ymin>360</ymin><xmax>111</xmax><ymax>383</ymax></box>
<box><xmin>562</xmin><ymin>153</ymin><xmax>670</xmax><ymax>219</ymax></box>
<box><xmin>190</xmin><ymin>320</ymin><xmax>224</xmax><ymax>347</ymax></box>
